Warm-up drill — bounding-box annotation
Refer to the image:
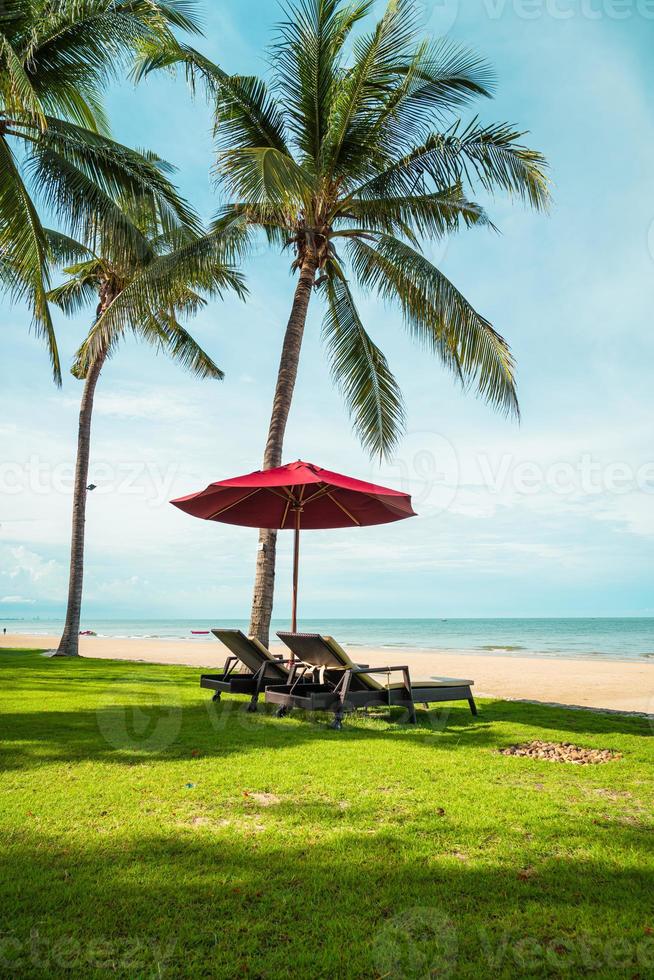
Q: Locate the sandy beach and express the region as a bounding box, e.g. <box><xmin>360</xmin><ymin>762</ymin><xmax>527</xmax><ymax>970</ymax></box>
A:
<box><xmin>3</xmin><ymin>633</ymin><xmax>653</xmax><ymax>715</ymax></box>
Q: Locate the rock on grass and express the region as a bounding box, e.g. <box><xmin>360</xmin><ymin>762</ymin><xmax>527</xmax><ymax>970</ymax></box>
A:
<box><xmin>499</xmin><ymin>741</ymin><xmax>622</xmax><ymax>764</ymax></box>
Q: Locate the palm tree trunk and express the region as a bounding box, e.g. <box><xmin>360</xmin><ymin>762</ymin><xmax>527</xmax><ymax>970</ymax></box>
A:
<box><xmin>249</xmin><ymin>251</ymin><xmax>318</xmax><ymax>645</ymax></box>
<box><xmin>54</xmin><ymin>347</ymin><xmax>108</xmax><ymax>656</ymax></box>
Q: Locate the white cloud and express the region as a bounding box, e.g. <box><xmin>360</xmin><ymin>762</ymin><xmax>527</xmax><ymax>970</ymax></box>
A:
<box><xmin>59</xmin><ymin>389</ymin><xmax>203</xmax><ymax>422</ymax></box>
<box><xmin>0</xmin><ymin>595</ymin><xmax>35</xmax><ymax>604</ymax></box>
<box><xmin>0</xmin><ymin>545</ymin><xmax>66</xmax><ymax>603</ymax></box>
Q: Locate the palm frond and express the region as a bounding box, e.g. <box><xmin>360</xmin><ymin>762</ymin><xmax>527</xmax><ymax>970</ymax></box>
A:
<box><xmin>319</xmin><ymin>267</ymin><xmax>406</xmax><ymax>458</ymax></box>
<box><xmin>76</xmin><ymin>223</ymin><xmax>248</xmax><ymax>370</ymax></box>
<box><xmin>25</xmin><ymin>143</ymin><xmax>157</xmax><ymax>266</ymax></box>
<box><xmin>0</xmin><ymin>134</ymin><xmax>60</xmax><ymax>382</ymax></box>
<box><xmin>273</xmin><ymin>0</ymin><xmax>372</xmax><ymax>162</ymax></box>
<box><xmin>44</xmin><ymin>228</ymin><xmax>97</xmax><ymax>265</ymax></box>
<box><xmin>23</xmin><ymin>118</ymin><xmax>201</xmax><ymax>235</ymax></box>
<box><xmin>145</xmin><ymin>315</ymin><xmax>225</xmax><ymax>381</ymax></box>
<box><xmin>212</xmin><ymin>202</ymin><xmax>290</xmax><ymax>249</ymax></box>
<box><xmin>354</xmin><ymin>120</ymin><xmax>550</xmax><ymax>210</ymax></box>
<box><xmin>0</xmin><ymin>30</ymin><xmax>46</xmax><ymax>128</ymax></box>
<box><xmin>336</xmin><ymin>183</ymin><xmax>493</xmax><ymax>241</ymax></box>
<box><xmin>47</xmin><ymin>274</ymin><xmax>101</xmax><ymax>316</ymax></box>
<box><xmin>132</xmin><ymin>42</ymin><xmax>290</xmax><ymax>153</ymax></box>
<box><xmin>217</xmin><ymin>146</ymin><xmax>313</xmax><ymax>206</ymax></box>
<box><xmin>348</xmin><ymin>234</ymin><xmax>519</xmax><ymax>417</ymax></box>
<box><xmin>373</xmin><ymin>38</ymin><xmax>494</xmax><ymax>148</ymax></box>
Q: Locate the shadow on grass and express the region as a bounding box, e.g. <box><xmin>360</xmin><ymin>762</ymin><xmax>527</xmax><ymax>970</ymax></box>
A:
<box><xmin>0</xmin><ymin>651</ymin><xmax>651</xmax><ymax>774</ymax></box>
<box><xmin>1</xmin><ymin>828</ymin><xmax>653</xmax><ymax>978</ymax></box>
<box><xmin>1</xmin><ymin>694</ymin><xmax>650</xmax><ymax>774</ymax></box>
<box><xmin>0</xmin><ymin>697</ymin><xmax>489</xmax><ymax>771</ymax></box>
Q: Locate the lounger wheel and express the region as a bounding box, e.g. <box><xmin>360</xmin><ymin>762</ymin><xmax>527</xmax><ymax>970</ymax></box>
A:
<box><xmin>211</xmin><ymin>692</ymin><xmax>221</xmax><ymax>702</ymax></box>
<box><xmin>246</xmin><ymin>702</ymin><xmax>258</xmax><ymax>713</ymax></box>
<box><xmin>330</xmin><ymin>718</ymin><xmax>343</xmax><ymax>731</ymax></box>
<box><xmin>276</xmin><ymin>706</ymin><xmax>290</xmax><ymax>718</ymax></box>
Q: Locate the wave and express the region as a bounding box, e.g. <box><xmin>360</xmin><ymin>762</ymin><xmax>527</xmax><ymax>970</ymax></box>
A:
<box><xmin>478</xmin><ymin>644</ymin><xmax>526</xmax><ymax>652</ymax></box>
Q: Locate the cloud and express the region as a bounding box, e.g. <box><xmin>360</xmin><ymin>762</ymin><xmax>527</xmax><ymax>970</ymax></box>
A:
<box><xmin>58</xmin><ymin>389</ymin><xmax>203</xmax><ymax>422</ymax></box>
<box><xmin>0</xmin><ymin>546</ymin><xmax>66</xmax><ymax>603</ymax></box>
<box><xmin>0</xmin><ymin>595</ymin><xmax>35</xmax><ymax>604</ymax></box>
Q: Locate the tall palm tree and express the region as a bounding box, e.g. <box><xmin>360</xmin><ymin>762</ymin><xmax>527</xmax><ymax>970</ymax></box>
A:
<box><xmin>0</xmin><ymin>0</ymin><xmax>203</xmax><ymax>381</ymax></box>
<box><xmin>115</xmin><ymin>0</ymin><xmax>551</xmax><ymax>646</ymax></box>
<box><xmin>49</xmin><ymin>191</ymin><xmax>246</xmax><ymax>657</ymax></box>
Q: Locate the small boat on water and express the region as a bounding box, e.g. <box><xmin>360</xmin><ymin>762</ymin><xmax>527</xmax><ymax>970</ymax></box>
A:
<box><xmin>79</xmin><ymin>630</ymin><xmax>96</xmax><ymax>636</ymax></box>
<box><xmin>191</xmin><ymin>630</ymin><xmax>210</xmax><ymax>635</ymax></box>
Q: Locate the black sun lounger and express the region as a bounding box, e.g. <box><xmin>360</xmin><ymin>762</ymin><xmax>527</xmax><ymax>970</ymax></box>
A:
<box><xmin>200</xmin><ymin>629</ymin><xmax>293</xmax><ymax>712</ymax></box>
<box><xmin>265</xmin><ymin>632</ymin><xmax>477</xmax><ymax>729</ymax></box>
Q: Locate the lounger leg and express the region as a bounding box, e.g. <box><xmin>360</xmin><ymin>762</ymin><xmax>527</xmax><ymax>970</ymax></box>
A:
<box><xmin>276</xmin><ymin>705</ymin><xmax>291</xmax><ymax>718</ymax></box>
<box><xmin>247</xmin><ymin>695</ymin><xmax>258</xmax><ymax>713</ymax></box>
<box><xmin>408</xmin><ymin>701</ymin><xmax>417</xmax><ymax>724</ymax></box>
<box><xmin>468</xmin><ymin>696</ymin><xmax>477</xmax><ymax>716</ymax></box>
<box><xmin>212</xmin><ymin>692</ymin><xmax>221</xmax><ymax>702</ymax></box>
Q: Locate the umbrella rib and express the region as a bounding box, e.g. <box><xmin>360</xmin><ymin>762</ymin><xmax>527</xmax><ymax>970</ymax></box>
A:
<box><xmin>207</xmin><ymin>487</ymin><xmax>263</xmax><ymax>519</ymax></box>
<box><xmin>267</xmin><ymin>487</ymin><xmax>295</xmax><ymax>502</ymax></box>
<box><xmin>302</xmin><ymin>484</ymin><xmax>331</xmax><ymax>506</ymax></box>
<box><xmin>280</xmin><ymin>495</ymin><xmax>292</xmax><ymax>529</ymax></box>
<box><xmin>327</xmin><ymin>492</ymin><xmax>361</xmax><ymax>526</ymax></box>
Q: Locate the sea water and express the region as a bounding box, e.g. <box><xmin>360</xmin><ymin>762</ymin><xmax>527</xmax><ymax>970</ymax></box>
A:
<box><xmin>4</xmin><ymin>617</ymin><xmax>654</xmax><ymax>663</ymax></box>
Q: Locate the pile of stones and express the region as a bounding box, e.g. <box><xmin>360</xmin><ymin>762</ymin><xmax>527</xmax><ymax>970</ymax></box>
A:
<box><xmin>499</xmin><ymin>741</ymin><xmax>622</xmax><ymax>765</ymax></box>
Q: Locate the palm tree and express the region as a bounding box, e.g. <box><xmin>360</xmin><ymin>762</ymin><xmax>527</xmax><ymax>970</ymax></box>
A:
<box><xmin>49</xmin><ymin>190</ymin><xmax>246</xmax><ymax>657</ymax></box>
<box><xmin>0</xmin><ymin>0</ymin><xmax>203</xmax><ymax>381</ymax></box>
<box><xmin>118</xmin><ymin>0</ymin><xmax>550</xmax><ymax>646</ymax></box>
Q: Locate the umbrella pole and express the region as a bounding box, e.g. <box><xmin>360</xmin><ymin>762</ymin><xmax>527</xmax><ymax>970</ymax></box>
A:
<box><xmin>292</xmin><ymin>509</ymin><xmax>300</xmax><ymax>634</ymax></box>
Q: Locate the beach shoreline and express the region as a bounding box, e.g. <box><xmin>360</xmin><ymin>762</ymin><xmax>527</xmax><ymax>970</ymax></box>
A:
<box><xmin>3</xmin><ymin>633</ymin><xmax>653</xmax><ymax>715</ymax></box>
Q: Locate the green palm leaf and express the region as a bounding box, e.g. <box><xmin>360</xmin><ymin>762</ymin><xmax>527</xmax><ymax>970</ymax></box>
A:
<box><xmin>273</xmin><ymin>0</ymin><xmax>371</xmax><ymax>162</ymax></box>
<box><xmin>337</xmin><ymin>183</ymin><xmax>493</xmax><ymax>242</ymax></box>
<box><xmin>0</xmin><ymin>31</ymin><xmax>46</xmax><ymax>128</ymax></box>
<box><xmin>76</xmin><ymin>223</ymin><xmax>247</xmax><ymax>370</ymax></box>
<box><xmin>355</xmin><ymin>119</ymin><xmax>549</xmax><ymax>209</ymax></box>
<box><xmin>132</xmin><ymin>42</ymin><xmax>289</xmax><ymax>153</ymax></box>
<box><xmin>143</xmin><ymin>314</ymin><xmax>225</xmax><ymax>381</ymax></box>
<box><xmin>320</xmin><ymin>269</ymin><xmax>406</xmax><ymax>457</ymax></box>
<box><xmin>348</xmin><ymin>234</ymin><xmax>519</xmax><ymax>417</ymax></box>
<box><xmin>0</xmin><ymin>135</ymin><xmax>60</xmax><ymax>381</ymax></box>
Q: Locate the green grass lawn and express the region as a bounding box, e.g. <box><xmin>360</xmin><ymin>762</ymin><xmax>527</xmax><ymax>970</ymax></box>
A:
<box><xmin>1</xmin><ymin>649</ymin><xmax>653</xmax><ymax>979</ymax></box>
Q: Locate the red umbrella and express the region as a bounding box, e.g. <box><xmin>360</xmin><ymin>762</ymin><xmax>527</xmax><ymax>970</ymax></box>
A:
<box><xmin>171</xmin><ymin>459</ymin><xmax>416</xmax><ymax>632</ymax></box>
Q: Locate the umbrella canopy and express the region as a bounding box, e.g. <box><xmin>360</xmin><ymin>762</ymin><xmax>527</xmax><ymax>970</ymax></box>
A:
<box><xmin>171</xmin><ymin>460</ymin><xmax>416</xmax><ymax>632</ymax></box>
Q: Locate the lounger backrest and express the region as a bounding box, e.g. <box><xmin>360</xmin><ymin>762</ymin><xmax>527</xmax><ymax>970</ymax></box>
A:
<box><xmin>277</xmin><ymin>632</ymin><xmax>384</xmax><ymax>692</ymax></box>
<box><xmin>212</xmin><ymin>629</ymin><xmax>287</xmax><ymax>679</ymax></box>
<box><xmin>277</xmin><ymin>632</ymin><xmax>343</xmax><ymax>669</ymax></box>
<box><xmin>321</xmin><ymin>636</ymin><xmax>386</xmax><ymax>691</ymax></box>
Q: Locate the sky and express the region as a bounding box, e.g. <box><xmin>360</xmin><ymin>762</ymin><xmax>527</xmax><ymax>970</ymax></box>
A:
<box><xmin>1</xmin><ymin>0</ymin><xmax>653</xmax><ymax>623</ymax></box>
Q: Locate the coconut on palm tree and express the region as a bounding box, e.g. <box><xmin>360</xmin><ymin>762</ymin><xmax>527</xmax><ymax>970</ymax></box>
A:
<box><xmin>0</xmin><ymin>0</ymin><xmax>203</xmax><ymax>381</ymax></box>
<box><xmin>125</xmin><ymin>0</ymin><xmax>550</xmax><ymax>646</ymax></box>
<box><xmin>49</xmin><ymin>189</ymin><xmax>246</xmax><ymax>657</ymax></box>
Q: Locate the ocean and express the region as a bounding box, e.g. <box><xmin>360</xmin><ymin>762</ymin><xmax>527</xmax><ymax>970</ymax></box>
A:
<box><xmin>3</xmin><ymin>617</ymin><xmax>654</xmax><ymax>663</ymax></box>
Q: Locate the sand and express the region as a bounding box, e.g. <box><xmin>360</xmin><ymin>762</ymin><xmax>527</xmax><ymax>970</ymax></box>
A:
<box><xmin>3</xmin><ymin>632</ymin><xmax>653</xmax><ymax>715</ymax></box>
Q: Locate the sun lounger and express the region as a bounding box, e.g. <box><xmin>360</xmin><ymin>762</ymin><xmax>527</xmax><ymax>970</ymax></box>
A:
<box><xmin>265</xmin><ymin>632</ymin><xmax>477</xmax><ymax>729</ymax></box>
<box><xmin>199</xmin><ymin>629</ymin><xmax>294</xmax><ymax>712</ymax></box>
